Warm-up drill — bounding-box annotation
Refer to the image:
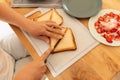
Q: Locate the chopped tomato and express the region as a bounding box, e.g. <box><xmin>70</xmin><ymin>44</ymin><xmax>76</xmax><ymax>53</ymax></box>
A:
<box><xmin>97</xmin><ymin>28</ymin><xmax>104</xmax><ymax>33</ymax></box>
<box><xmin>115</xmin><ymin>35</ymin><xmax>120</xmax><ymax>40</ymax></box>
<box><xmin>94</xmin><ymin>21</ymin><xmax>100</xmax><ymax>27</ymax></box>
<box><xmin>104</xmin><ymin>17</ymin><xmax>110</xmax><ymax>22</ymax></box>
<box><xmin>114</xmin><ymin>15</ymin><xmax>119</xmax><ymax>20</ymax></box>
<box><xmin>117</xmin><ymin>30</ymin><xmax>120</xmax><ymax>35</ymax></box>
<box><xmin>116</xmin><ymin>23</ymin><xmax>120</xmax><ymax>28</ymax></box>
<box><xmin>94</xmin><ymin>12</ymin><xmax>120</xmax><ymax>43</ymax></box>
<box><xmin>98</xmin><ymin>16</ymin><xmax>104</xmax><ymax>21</ymax></box>
<box><xmin>109</xmin><ymin>12</ymin><xmax>115</xmax><ymax>18</ymax></box>
<box><xmin>103</xmin><ymin>34</ymin><xmax>113</xmax><ymax>43</ymax></box>
<box><xmin>110</xmin><ymin>28</ymin><xmax>117</xmax><ymax>33</ymax></box>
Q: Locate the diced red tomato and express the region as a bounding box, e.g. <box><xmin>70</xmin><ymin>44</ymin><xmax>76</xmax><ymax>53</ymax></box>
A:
<box><xmin>110</xmin><ymin>28</ymin><xmax>117</xmax><ymax>33</ymax></box>
<box><xmin>115</xmin><ymin>35</ymin><xmax>120</xmax><ymax>40</ymax></box>
<box><xmin>109</xmin><ymin>12</ymin><xmax>115</xmax><ymax>18</ymax></box>
<box><xmin>106</xmin><ymin>38</ymin><xmax>113</xmax><ymax>43</ymax></box>
<box><xmin>117</xmin><ymin>15</ymin><xmax>120</xmax><ymax>21</ymax></box>
<box><xmin>96</xmin><ymin>28</ymin><xmax>104</xmax><ymax>33</ymax></box>
<box><xmin>116</xmin><ymin>23</ymin><xmax>120</xmax><ymax>28</ymax></box>
<box><xmin>94</xmin><ymin>21</ymin><xmax>100</xmax><ymax>27</ymax></box>
<box><xmin>103</xmin><ymin>34</ymin><xmax>113</xmax><ymax>43</ymax></box>
<box><xmin>94</xmin><ymin>12</ymin><xmax>120</xmax><ymax>43</ymax></box>
<box><xmin>98</xmin><ymin>16</ymin><xmax>104</xmax><ymax>21</ymax></box>
<box><xmin>103</xmin><ymin>14</ymin><xmax>108</xmax><ymax>18</ymax></box>
<box><xmin>117</xmin><ymin>30</ymin><xmax>120</xmax><ymax>35</ymax></box>
<box><xmin>114</xmin><ymin>15</ymin><xmax>119</xmax><ymax>20</ymax></box>
<box><xmin>104</xmin><ymin>17</ymin><xmax>110</xmax><ymax>22</ymax></box>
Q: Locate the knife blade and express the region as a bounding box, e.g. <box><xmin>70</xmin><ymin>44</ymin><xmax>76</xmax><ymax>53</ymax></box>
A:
<box><xmin>112</xmin><ymin>72</ymin><xmax>120</xmax><ymax>80</ymax></box>
<box><xmin>41</xmin><ymin>75</ymin><xmax>49</xmax><ymax>80</ymax></box>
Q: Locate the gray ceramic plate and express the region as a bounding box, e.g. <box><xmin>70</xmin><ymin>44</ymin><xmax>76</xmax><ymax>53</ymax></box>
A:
<box><xmin>62</xmin><ymin>0</ymin><xmax>102</xmax><ymax>18</ymax></box>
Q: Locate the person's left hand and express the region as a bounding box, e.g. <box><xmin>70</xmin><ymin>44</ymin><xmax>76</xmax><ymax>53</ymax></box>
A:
<box><xmin>22</xmin><ymin>20</ymin><xmax>64</xmax><ymax>43</ymax></box>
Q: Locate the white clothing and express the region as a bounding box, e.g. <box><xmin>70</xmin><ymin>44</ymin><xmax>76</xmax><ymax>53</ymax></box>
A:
<box><xmin>0</xmin><ymin>48</ymin><xmax>14</xmax><ymax>80</ymax></box>
<box><xmin>0</xmin><ymin>33</ymin><xmax>32</xmax><ymax>80</ymax></box>
<box><xmin>0</xmin><ymin>33</ymin><xmax>29</xmax><ymax>60</ymax></box>
<box><xmin>15</xmin><ymin>56</ymin><xmax>32</xmax><ymax>74</ymax></box>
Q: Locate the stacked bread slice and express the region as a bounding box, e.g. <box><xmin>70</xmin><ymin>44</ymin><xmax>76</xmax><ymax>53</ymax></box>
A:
<box><xmin>52</xmin><ymin>27</ymin><xmax>77</xmax><ymax>53</ymax></box>
<box><xmin>34</xmin><ymin>8</ymin><xmax>63</xmax><ymax>25</ymax></box>
<box><xmin>33</xmin><ymin>8</ymin><xmax>77</xmax><ymax>53</ymax></box>
<box><xmin>50</xmin><ymin>27</ymin><xmax>67</xmax><ymax>49</ymax></box>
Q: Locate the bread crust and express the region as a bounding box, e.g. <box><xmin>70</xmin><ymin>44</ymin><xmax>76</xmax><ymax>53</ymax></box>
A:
<box><xmin>51</xmin><ymin>8</ymin><xmax>63</xmax><ymax>25</ymax></box>
<box><xmin>52</xmin><ymin>28</ymin><xmax>77</xmax><ymax>53</ymax></box>
<box><xmin>50</xmin><ymin>27</ymin><xmax>67</xmax><ymax>49</ymax></box>
<box><xmin>33</xmin><ymin>9</ymin><xmax>53</xmax><ymax>22</ymax></box>
<box><xmin>33</xmin><ymin>8</ymin><xmax>63</xmax><ymax>25</ymax></box>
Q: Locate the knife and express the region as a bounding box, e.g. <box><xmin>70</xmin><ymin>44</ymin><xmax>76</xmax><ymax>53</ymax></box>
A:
<box><xmin>112</xmin><ymin>72</ymin><xmax>120</xmax><ymax>80</ymax></box>
<box><xmin>40</xmin><ymin>47</ymin><xmax>53</xmax><ymax>62</ymax></box>
<box><xmin>41</xmin><ymin>75</ymin><xmax>49</xmax><ymax>80</ymax></box>
<box><xmin>39</xmin><ymin>47</ymin><xmax>53</xmax><ymax>80</ymax></box>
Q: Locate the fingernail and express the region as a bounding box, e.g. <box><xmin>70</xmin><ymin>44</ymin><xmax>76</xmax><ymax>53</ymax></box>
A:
<box><xmin>59</xmin><ymin>26</ymin><xmax>62</xmax><ymax>29</ymax></box>
<box><xmin>59</xmin><ymin>35</ymin><xmax>63</xmax><ymax>39</ymax></box>
<box><xmin>46</xmin><ymin>40</ymin><xmax>49</xmax><ymax>44</ymax></box>
<box><xmin>62</xmin><ymin>31</ymin><xmax>65</xmax><ymax>35</ymax></box>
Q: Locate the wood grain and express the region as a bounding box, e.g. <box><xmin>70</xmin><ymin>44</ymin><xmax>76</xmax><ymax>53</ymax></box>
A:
<box><xmin>83</xmin><ymin>44</ymin><xmax>120</xmax><ymax>80</ymax></box>
<box><xmin>2</xmin><ymin>0</ymin><xmax>120</xmax><ymax>80</ymax></box>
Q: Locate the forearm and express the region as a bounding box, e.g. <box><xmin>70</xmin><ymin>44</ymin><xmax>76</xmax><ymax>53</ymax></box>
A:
<box><xmin>0</xmin><ymin>2</ymin><xmax>31</xmax><ymax>31</ymax></box>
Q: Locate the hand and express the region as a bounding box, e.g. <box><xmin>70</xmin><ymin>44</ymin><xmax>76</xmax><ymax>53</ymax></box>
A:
<box><xmin>23</xmin><ymin>20</ymin><xmax>64</xmax><ymax>43</ymax></box>
<box><xmin>14</xmin><ymin>47</ymin><xmax>53</xmax><ymax>80</ymax></box>
<box><xmin>14</xmin><ymin>59</ymin><xmax>47</xmax><ymax>80</ymax></box>
<box><xmin>0</xmin><ymin>3</ymin><xmax>64</xmax><ymax>43</ymax></box>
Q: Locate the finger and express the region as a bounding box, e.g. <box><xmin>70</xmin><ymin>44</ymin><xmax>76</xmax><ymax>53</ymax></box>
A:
<box><xmin>40</xmin><ymin>66</ymin><xmax>47</xmax><ymax>73</ymax></box>
<box><xmin>46</xmin><ymin>26</ymin><xmax>64</xmax><ymax>35</ymax></box>
<box><xmin>38</xmin><ymin>36</ymin><xmax>50</xmax><ymax>43</ymax></box>
<box><xmin>40</xmin><ymin>47</ymin><xmax>53</xmax><ymax>61</ymax></box>
<box><xmin>45</xmin><ymin>31</ymin><xmax>63</xmax><ymax>39</ymax></box>
<box><xmin>38</xmin><ymin>73</ymin><xmax>45</xmax><ymax>80</ymax></box>
<box><xmin>46</xmin><ymin>21</ymin><xmax>62</xmax><ymax>29</ymax></box>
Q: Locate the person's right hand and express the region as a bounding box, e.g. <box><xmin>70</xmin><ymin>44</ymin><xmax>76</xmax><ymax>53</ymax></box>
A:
<box><xmin>14</xmin><ymin>47</ymin><xmax>53</xmax><ymax>80</ymax></box>
<box><xmin>14</xmin><ymin>59</ymin><xmax>47</xmax><ymax>80</ymax></box>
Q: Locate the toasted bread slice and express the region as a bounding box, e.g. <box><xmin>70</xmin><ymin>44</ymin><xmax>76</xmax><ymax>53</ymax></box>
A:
<box><xmin>33</xmin><ymin>8</ymin><xmax>63</xmax><ymax>25</ymax></box>
<box><xmin>53</xmin><ymin>28</ymin><xmax>77</xmax><ymax>53</ymax></box>
<box><xmin>33</xmin><ymin>9</ymin><xmax>53</xmax><ymax>22</ymax></box>
<box><xmin>27</xmin><ymin>11</ymin><xmax>41</xmax><ymax>20</ymax></box>
<box><xmin>51</xmin><ymin>8</ymin><xmax>63</xmax><ymax>25</ymax></box>
<box><xmin>50</xmin><ymin>27</ymin><xmax>67</xmax><ymax>49</ymax></box>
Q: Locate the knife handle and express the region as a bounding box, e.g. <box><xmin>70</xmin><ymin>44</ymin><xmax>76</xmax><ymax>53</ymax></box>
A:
<box><xmin>40</xmin><ymin>47</ymin><xmax>53</xmax><ymax>62</ymax></box>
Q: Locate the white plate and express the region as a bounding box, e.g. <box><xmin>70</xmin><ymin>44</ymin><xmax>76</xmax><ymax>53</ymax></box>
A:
<box><xmin>89</xmin><ymin>9</ymin><xmax>120</xmax><ymax>46</ymax></box>
<box><xmin>62</xmin><ymin>0</ymin><xmax>102</xmax><ymax>18</ymax></box>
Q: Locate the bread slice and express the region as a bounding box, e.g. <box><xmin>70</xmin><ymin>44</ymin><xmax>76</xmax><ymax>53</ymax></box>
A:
<box><xmin>27</xmin><ymin>11</ymin><xmax>41</xmax><ymax>20</ymax></box>
<box><xmin>51</xmin><ymin>8</ymin><xmax>63</xmax><ymax>25</ymax></box>
<box><xmin>33</xmin><ymin>8</ymin><xmax>63</xmax><ymax>25</ymax></box>
<box><xmin>52</xmin><ymin>28</ymin><xmax>77</xmax><ymax>53</ymax></box>
<box><xmin>33</xmin><ymin>9</ymin><xmax>53</xmax><ymax>22</ymax></box>
<box><xmin>50</xmin><ymin>27</ymin><xmax>67</xmax><ymax>49</ymax></box>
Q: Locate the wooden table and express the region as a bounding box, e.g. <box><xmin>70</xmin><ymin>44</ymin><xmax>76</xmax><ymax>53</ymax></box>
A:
<box><xmin>4</xmin><ymin>0</ymin><xmax>120</xmax><ymax>80</ymax></box>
